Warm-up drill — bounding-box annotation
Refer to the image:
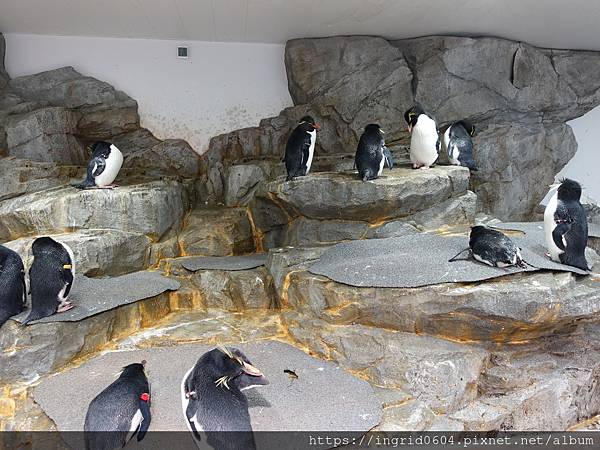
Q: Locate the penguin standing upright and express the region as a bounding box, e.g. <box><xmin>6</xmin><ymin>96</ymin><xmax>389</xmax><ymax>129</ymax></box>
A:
<box><xmin>450</xmin><ymin>226</ymin><xmax>525</xmax><ymax>268</ymax></box>
<box><xmin>0</xmin><ymin>245</ymin><xmax>26</xmax><ymax>328</ymax></box>
<box><xmin>22</xmin><ymin>237</ymin><xmax>75</xmax><ymax>324</ymax></box>
<box><xmin>355</xmin><ymin>124</ymin><xmax>394</xmax><ymax>181</ymax></box>
<box><xmin>84</xmin><ymin>361</ymin><xmax>151</xmax><ymax>450</ymax></box>
<box><xmin>404</xmin><ymin>104</ymin><xmax>440</xmax><ymax>169</ymax></box>
<box><xmin>283</xmin><ymin>116</ymin><xmax>321</xmax><ymax>181</ymax></box>
<box><xmin>73</xmin><ymin>141</ymin><xmax>123</xmax><ymax>189</ymax></box>
<box><xmin>443</xmin><ymin>120</ymin><xmax>478</xmax><ymax>170</ymax></box>
<box><xmin>181</xmin><ymin>347</ymin><xmax>269</xmax><ymax>450</ymax></box>
<box><xmin>544</xmin><ymin>178</ymin><xmax>589</xmax><ymax>271</ymax></box>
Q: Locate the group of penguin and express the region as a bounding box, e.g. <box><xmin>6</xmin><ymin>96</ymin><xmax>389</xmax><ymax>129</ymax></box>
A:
<box><xmin>84</xmin><ymin>346</ymin><xmax>267</xmax><ymax>450</ymax></box>
<box><xmin>0</xmin><ymin>141</ymin><xmax>126</xmax><ymax>328</ymax></box>
<box><xmin>283</xmin><ymin>104</ymin><xmax>589</xmax><ymax>272</ymax></box>
<box><xmin>283</xmin><ymin>103</ymin><xmax>476</xmax><ymax>183</ymax></box>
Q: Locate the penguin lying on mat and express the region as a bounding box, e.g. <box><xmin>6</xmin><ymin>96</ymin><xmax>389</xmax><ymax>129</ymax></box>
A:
<box><xmin>442</xmin><ymin>120</ymin><xmax>478</xmax><ymax>171</ymax></box>
<box><xmin>84</xmin><ymin>361</ymin><xmax>151</xmax><ymax>450</ymax></box>
<box><xmin>355</xmin><ymin>124</ymin><xmax>394</xmax><ymax>181</ymax></box>
<box><xmin>0</xmin><ymin>245</ymin><xmax>27</xmax><ymax>328</ymax></box>
<box><xmin>73</xmin><ymin>141</ymin><xmax>123</xmax><ymax>190</ymax></box>
<box><xmin>22</xmin><ymin>237</ymin><xmax>75</xmax><ymax>325</ymax></box>
<box><xmin>544</xmin><ymin>178</ymin><xmax>590</xmax><ymax>271</ymax></box>
<box><xmin>181</xmin><ymin>346</ymin><xmax>268</xmax><ymax>450</ymax></box>
<box><xmin>449</xmin><ymin>226</ymin><xmax>526</xmax><ymax>268</ymax></box>
<box><xmin>283</xmin><ymin>116</ymin><xmax>321</xmax><ymax>181</ymax></box>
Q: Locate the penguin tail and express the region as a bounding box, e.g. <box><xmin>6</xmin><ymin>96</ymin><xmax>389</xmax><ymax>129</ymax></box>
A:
<box><xmin>71</xmin><ymin>179</ymin><xmax>95</xmax><ymax>190</ymax></box>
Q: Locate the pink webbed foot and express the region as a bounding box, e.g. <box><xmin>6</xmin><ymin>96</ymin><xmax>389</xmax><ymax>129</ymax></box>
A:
<box><xmin>57</xmin><ymin>302</ymin><xmax>74</xmax><ymax>313</ymax></box>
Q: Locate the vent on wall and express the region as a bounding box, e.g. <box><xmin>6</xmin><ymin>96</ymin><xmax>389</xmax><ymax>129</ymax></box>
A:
<box><xmin>177</xmin><ymin>46</ymin><xmax>189</xmax><ymax>59</ymax></box>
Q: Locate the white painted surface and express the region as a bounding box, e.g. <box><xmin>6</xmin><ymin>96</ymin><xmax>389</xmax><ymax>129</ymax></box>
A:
<box><xmin>2</xmin><ymin>0</ymin><xmax>600</xmax><ymax>50</ymax></box>
<box><xmin>4</xmin><ymin>33</ymin><xmax>292</xmax><ymax>152</ymax></box>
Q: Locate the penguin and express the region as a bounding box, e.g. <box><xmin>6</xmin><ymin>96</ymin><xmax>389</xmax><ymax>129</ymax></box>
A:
<box><xmin>442</xmin><ymin>120</ymin><xmax>478</xmax><ymax>170</ymax></box>
<box><xmin>22</xmin><ymin>237</ymin><xmax>75</xmax><ymax>325</ymax></box>
<box><xmin>404</xmin><ymin>104</ymin><xmax>440</xmax><ymax>169</ymax></box>
<box><xmin>84</xmin><ymin>361</ymin><xmax>151</xmax><ymax>450</ymax></box>
<box><xmin>283</xmin><ymin>116</ymin><xmax>321</xmax><ymax>181</ymax></box>
<box><xmin>544</xmin><ymin>178</ymin><xmax>589</xmax><ymax>271</ymax></box>
<box><xmin>355</xmin><ymin>124</ymin><xmax>393</xmax><ymax>182</ymax></box>
<box><xmin>181</xmin><ymin>346</ymin><xmax>269</xmax><ymax>450</ymax></box>
<box><xmin>73</xmin><ymin>141</ymin><xmax>123</xmax><ymax>189</ymax></box>
<box><xmin>0</xmin><ymin>245</ymin><xmax>26</xmax><ymax>328</ymax></box>
<box><xmin>449</xmin><ymin>226</ymin><xmax>526</xmax><ymax>268</ymax></box>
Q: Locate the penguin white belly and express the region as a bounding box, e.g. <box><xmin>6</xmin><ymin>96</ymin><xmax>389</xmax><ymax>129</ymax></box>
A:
<box><xmin>180</xmin><ymin>367</ymin><xmax>205</xmax><ymax>436</ymax></box>
<box><xmin>125</xmin><ymin>409</ymin><xmax>143</xmax><ymax>441</ymax></box>
<box><xmin>410</xmin><ymin>117</ymin><xmax>438</xmax><ymax>167</ymax></box>
<box><xmin>377</xmin><ymin>152</ymin><xmax>385</xmax><ymax>177</ymax></box>
<box><xmin>305</xmin><ymin>130</ymin><xmax>316</xmax><ymax>174</ymax></box>
<box><xmin>95</xmin><ymin>145</ymin><xmax>123</xmax><ymax>187</ymax></box>
<box><xmin>444</xmin><ymin>129</ymin><xmax>460</xmax><ymax>165</ymax></box>
<box><xmin>544</xmin><ymin>191</ymin><xmax>563</xmax><ymax>261</ymax></box>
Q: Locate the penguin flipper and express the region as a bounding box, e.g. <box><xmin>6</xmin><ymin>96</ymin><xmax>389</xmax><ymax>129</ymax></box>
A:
<box><xmin>136</xmin><ymin>396</ymin><xmax>151</xmax><ymax>442</ymax></box>
<box><xmin>382</xmin><ymin>146</ymin><xmax>394</xmax><ymax>169</ymax></box>
<box><xmin>552</xmin><ymin>222</ymin><xmax>571</xmax><ymax>252</ymax></box>
<box><xmin>90</xmin><ymin>156</ymin><xmax>107</xmax><ymax>178</ymax></box>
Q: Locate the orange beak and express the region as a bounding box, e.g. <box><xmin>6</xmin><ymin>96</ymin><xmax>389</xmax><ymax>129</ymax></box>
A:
<box><xmin>242</xmin><ymin>362</ymin><xmax>263</xmax><ymax>377</ymax></box>
<box><xmin>314</xmin><ymin>123</ymin><xmax>321</xmax><ymax>131</ymax></box>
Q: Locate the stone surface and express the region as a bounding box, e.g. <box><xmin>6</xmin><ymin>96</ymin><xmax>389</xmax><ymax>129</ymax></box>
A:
<box><xmin>3</xmin><ymin>229</ymin><xmax>151</xmax><ymax>276</ymax></box>
<box><xmin>34</xmin><ymin>341</ymin><xmax>381</xmax><ymax>441</ymax></box>
<box><xmin>123</xmin><ymin>138</ymin><xmax>201</xmax><ymax>178</ymax></box>
<box><xmin>178</xmin><ymin>207</ymin><xmax>255</xmax><ymax>256</ymax></box>
<box><xmin>0</xmin><ymin>157</ymin><xmax>79</xmax><ymax>202</ymax></box>
<box><xmin>0</xmin><ymin>180</ymin><xmax>191</xmax><ymax>242</ymax></box>
<box><xmin>225</xmin><ymin>163</ymin><xmax>268</xmax><ymax>206</ymax></box>
<box><xmin>6</xmin><ymin>107</ymin><xmax>87</xmax><ymax>164</ymax></box>
<box><xmin>181</xmin><ymin>254</ymin><xmax>267</xmax><ymax>272</ymax></box>
<box><xmin>0</xmin><ymin>34</ymin><xmax>8</xmax><ymax>90</ymax></box>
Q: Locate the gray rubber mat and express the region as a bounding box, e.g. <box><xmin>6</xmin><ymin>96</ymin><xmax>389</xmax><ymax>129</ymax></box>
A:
<box><xmin>309</xmin><ymin>230</ymin><xmax>589</xmax><ymax>288</ymax></box>
<box><xmin>181</xmin><ymin>254</ymin><xmax>268</xmax><ymax>272</ymax></box>
<box><xmin>14</xmin><ymin>271</ymin><xmax>180</xmax><ymax>324</ymax></box>
<box><xmin>34</xmin><ymin>341</ymin><xmax>380</xmax><ymax>449</ymax></box>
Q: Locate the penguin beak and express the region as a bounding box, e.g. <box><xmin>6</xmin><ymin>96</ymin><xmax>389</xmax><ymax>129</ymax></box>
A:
<box><xmin>313</xmin><ymin>123</ymin><xmax>321</xmax><ymax>131</ymax></box>
<box><xmin>407</xmin><ymin>125</ymin><xmax>412</xmax><ymax>133</ymax></box>
<box><xmin>242</xmin><ymin>362</ymin><xmax>263</xmax><ymax>377</ymax></box>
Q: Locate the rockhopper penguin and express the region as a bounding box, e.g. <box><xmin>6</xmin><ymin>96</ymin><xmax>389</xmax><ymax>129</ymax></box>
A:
<box><xmin>84</xmin><ymin>361</ymin><xmax>151</xmax><ymax>450</ymax></box>
<box><xmin>404</xmin><ymin>104</ymin><xmax>440</xmax><ymax>169</ymax></box>
<box><xmin>0</xmin><ymin>245</ymin><xmax>26</xmax><ymax>328</ymax></box>
<box><xmin>442</xmin><ymin>120</ymin><xmax>477</xmax><ymax>170</ymax></box>
<box><xmin>355</xmin><ymin>124</ymin><xmax>394</xmax><ymax>181</ymax></box>
<box><xmin>73</xmin><ymin>141</ymin><xmax>123</xmax><ymax>189</ymax></box>
<box><xmin>22</xmin><ymin>237</ymin><xmax>75</xmax><ymax>324</ymax></box>
<box><xmin>544</xmin><ymin>178</ymin><xmax>589</xmax><ymax>271</ymax></box>
<box><xmin>449</xmin><ymin>226</ymin><xmax>526</xmax><ymax>268</ymax></box>
<box><xmin>283</xmin><ymin>116</ymin><xmax>321</xmax><ymax>181</ymax></box>
<box><xmin>181</xmin><ymin>346</ymin><xmax>269</xmax><ymax>450</ymax></box>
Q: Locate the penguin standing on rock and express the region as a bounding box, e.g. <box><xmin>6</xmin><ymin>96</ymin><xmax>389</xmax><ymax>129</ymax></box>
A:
<box><xmin>73</xmin><ymin>141</ymin><xmax>123</xmax><ymax>189</ymax></box>
<box><xmin>544</xmin><ymin>178</ymin><xmax>589</xmax><ymax>271</ymax></box>
<box><xmin>84</xmin><ymin>361</ymin><xmax>151</xmax><ymax>450</ymax></box>
<box><xmin>355</xmin><ymin>124</ymin><xmax>394</xmax><ymax>181</ymax></box>
<box><xmin>443</xmin><ymin>120</ymin><xmax>478</xmax><ymax>170</ymax></box>
<box><xmin>181</xmin><ymin>346</ymin><xmax>269</xmax><ymax>450</ymax></box>
<box><xmin>283</xmin><ymin>116</ymin><xmax>321</xmax><ymax>181</ymax></box>
<box><xmin>449</xmin><ymin>226</ymin><xmax>526</xmax><ymax>268</ymax></box>
<box><xmin>404</xmin><ymin>104</ymin><xmax>440</xmax><ymax>169</ymax></box>
<box><xmin>22</xmin><ymin>237</ymin><xmax>75</xmax><ymax>325</ymax></box>
<box><xmin>0</xmin><ymin>245</ymin><xmax>26</xmax><ymax>328</ymax></box>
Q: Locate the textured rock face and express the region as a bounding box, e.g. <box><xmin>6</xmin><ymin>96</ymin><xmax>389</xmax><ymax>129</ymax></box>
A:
<box><xmin>122</xmin><ymin>139</ymin><xmax>200</xmax><ymax>178</ymax></box>
<box><xmin>0</xmin><ymin>34</ymin><xmax>8</xmax><ymax>90</ymax></box>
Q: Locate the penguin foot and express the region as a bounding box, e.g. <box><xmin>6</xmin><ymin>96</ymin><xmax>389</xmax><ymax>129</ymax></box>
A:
<box><xmin>419</xmin><ymin>166</ymin><xmax>431</xmax><ymax>170</ymax></box>
<box><xmin>57</xmin><ymin>302</ymin><xmax>74</xmax><ymax>313</ymax></box>
<box><xmin>412</xmin><ymin>163</ymin><xmax>420</xmax><ymax>169</ymax></box>
<box><xmin>99</xmin><ymin>184</ymin><xmax>118</xmax><ymax>189</ymax></box>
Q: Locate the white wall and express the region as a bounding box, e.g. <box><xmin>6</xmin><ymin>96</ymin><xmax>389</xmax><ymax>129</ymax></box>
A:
<box><xmin>4</xmin><ymin>33</ymin><xmax>293</xmax><ymax>153</ymax></box>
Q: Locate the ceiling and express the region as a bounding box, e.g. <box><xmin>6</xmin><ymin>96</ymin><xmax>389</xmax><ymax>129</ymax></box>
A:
<box><xmin>2</xmin><ymin>0</ymin><xmax>600</xmax><ymax>50</ymax></box>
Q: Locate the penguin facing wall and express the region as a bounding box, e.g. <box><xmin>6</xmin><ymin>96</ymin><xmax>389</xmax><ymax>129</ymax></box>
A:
<box><xmin>73</xmin><ymin>141</ymin><xmax>124</xmax><ymax>190</ymax></box>
<box><xmin>450</xmin><ymin>226</ymin><xmax>525</xmax><ymax>268</ymax></box>
<box><xmin>544</xmin><ymin>178</ymin><xmax>589</xmax><ymax>271</ymax></box>
<box><xmin>283</xmin><ymin>116</ymin><xmax>321</xmax><ymax>181</ymax></box>
<box><xmin>181</xmin><ymin>346</ymin><xmax>268</xmax><ymax>450</ymax></box>
<box><xmin>22</xmin><ymin>237</ymin><xmax>75</xmax><ymax>325</ymax></box>
<box><xmin>442</xmin><ymin>120</ymin><xmax>478</xmax><ymax>170</ymax></box>
<box><xmin>404</xmin><ymin>104</ymin><xmax>440</xmax><ymax>169</ymax></box>
<box><xmin>0</xmin><ymin>245</ymin><xmax>26</xmax><ymax>328</ymax></box>
<box><xmin>84</xmin><ymin>361</ymin><xmax>151</xmax><ymax>450</ymax></box>
<box><xmin>355</xmin><ymin>124</ymin><xmax>393</xmax><ymax>181</ymax></box>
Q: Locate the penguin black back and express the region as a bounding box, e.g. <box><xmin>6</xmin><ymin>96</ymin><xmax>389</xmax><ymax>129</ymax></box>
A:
<box><xmin>84</xmin><ymin>362</ymin><xmax>151</xmax><ymax>450</ymax></box>
<box><xmin>551</xmin><ymin>178</ymin><xmax>589</xmax><ymax>270</ymax></box>
<box><xmin>0</xmin><ymin>245</ymin><xmax>26</xmax><ymax>328</ymax></box>
<box><xmin>283</xmin><ymin>116</ymin><xmax>320</xmax><ymax>181</ymax></box>
<box><xmin>23</xmin><ymin>237</ymin><xmax>75</xmax><ymax>324</ymax></box>
<box><xmin>444</xmin><ymin>120</ymin><xmax>477</xmax><ymax>170</ymax></box>
<box><xmin>355</xmin><ymin>124</ymin><xmax>387</xmax><ymax>182</ymax></box>
<box><xmin>181</xmin><ymin>347</ymin><xmax>268</xmax><ymax>450</ymax></box>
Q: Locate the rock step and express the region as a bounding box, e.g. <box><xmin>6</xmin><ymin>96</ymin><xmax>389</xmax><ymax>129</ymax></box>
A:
<box><xmin>0</xmin><ymin>180</ymin><xmax>193</xmax><ymax>242</ymax></box>
<box><xmin>250</xmin><ymin>165</ymin><xmax>475</xmax><ymax>248</ymax></box>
